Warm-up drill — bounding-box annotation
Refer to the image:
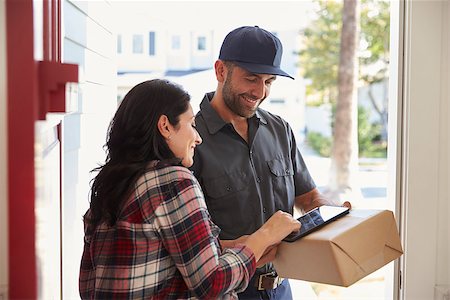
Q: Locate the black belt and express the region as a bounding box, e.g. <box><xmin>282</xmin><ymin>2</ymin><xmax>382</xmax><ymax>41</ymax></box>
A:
<box><xmin>253</xmin><ymin>271</ymin><xmax>284</xmax><ymax>291</ymax></box>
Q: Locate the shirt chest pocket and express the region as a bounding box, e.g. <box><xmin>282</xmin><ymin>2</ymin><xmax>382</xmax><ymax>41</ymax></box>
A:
<box><xmin>203</xmin><ymin>171</ymin><xmax>249</xmax><ymax>199</ymax></box>
<box><xmin>267</xmin><ymin>156</ymin><xmax>294</xmax><ymax>177</ymax></box>
<box><xmin>201</xmin><ymin>171</ymin><xmax>254</xmax><ymax>238</ymax></box>
<box><xmin>267</xmin><ymin>156</ymin><xmax>295</xmax><ymax>211</ymax></box>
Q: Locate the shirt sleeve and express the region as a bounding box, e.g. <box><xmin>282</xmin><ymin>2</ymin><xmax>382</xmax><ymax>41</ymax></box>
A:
<box><xmin>153</xmin><ymin>173</ymin><xmax>256</xmax><ymax>298</ymax></box>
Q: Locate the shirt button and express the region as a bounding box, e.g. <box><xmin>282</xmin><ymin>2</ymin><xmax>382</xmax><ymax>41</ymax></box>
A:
<box><xmin>263</xmin><ymin>207</ymin><xmax>267</xmax><ymax>213</ymax></box>
<box><xmin>256</xmin><ymin>177</ymin><xmax>261</xmax><ymax>183</ymax></box>
<box><xmin>249</xmin><ymin>150</ymin><xmax>253</xmax><ymax>155</ymax></box>
<box><xmin>226</xmin><ymin>186</ymin><xmax>232</xmax><ymax>191</ymax></box>
<box><xmin>285</xmin><ymin>169</ymin><xmax>290</xmax><ymax>175</ymax></box>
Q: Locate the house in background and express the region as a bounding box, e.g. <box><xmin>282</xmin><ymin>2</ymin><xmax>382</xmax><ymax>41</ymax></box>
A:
<box><xmin>115</xmin><ymin>24</ymin><xmax>308</xmax><ymax>141</ymax></box>
<box><xmin>115</xmin><ymin>21</ymin><xmax>390</xmax><ymax>146</ymax></box>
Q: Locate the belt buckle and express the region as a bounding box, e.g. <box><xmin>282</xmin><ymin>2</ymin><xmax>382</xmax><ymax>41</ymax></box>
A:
<box><xmin>257</xmin><ymin>271</ymin><xmax>280</xmax><ymax>291</ymax></box>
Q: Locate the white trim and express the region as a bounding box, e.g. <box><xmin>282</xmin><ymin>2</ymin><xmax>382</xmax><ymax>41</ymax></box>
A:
<box><xmin>387</xmin><ymin>0</ymin><xmax>404</xmax><ymax>298</ymax></box>
<box><xmin>439</xmin><ymin>0</ymin><xmax>450</xmax><ymax>290</ymax></box>
<box><xmin>400</xmin><ymin>0</ymin><xmax>449</xmax><ymax>299</ymax></box>
<box><xmin>448</xmin><ymin>0</ymin><xmax>450</xmax><ymax>289</ymax></box>
<box><xmin>0</xmin><ymin>0</ymin><xmax>9</xmax><ymax>297</ymax></box>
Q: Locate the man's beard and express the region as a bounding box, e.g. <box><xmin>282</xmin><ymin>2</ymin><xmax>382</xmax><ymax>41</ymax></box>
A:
<box><xmin>222</xmin><ymin>77</ymin><xmax>262</xmax><ymax>119</ymax></box>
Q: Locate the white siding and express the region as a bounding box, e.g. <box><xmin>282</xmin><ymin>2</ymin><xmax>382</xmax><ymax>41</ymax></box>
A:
<box><xmin>61</xmin><ymin>1</ymin><xmax>117</xmax><ymax>298</ymax></box>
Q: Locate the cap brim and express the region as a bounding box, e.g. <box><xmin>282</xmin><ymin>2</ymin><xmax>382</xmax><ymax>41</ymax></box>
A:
<box><xmin>234</xmin><ymin>61</ymin><xmax>295</xmax><ymax>80</ymax></box>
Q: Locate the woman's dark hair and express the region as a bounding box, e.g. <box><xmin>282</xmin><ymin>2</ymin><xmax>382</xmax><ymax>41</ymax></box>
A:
<box><xmin>87</xmin><ymin>79</ymin><xmax>190</xmax><ymax>227</ymax></box>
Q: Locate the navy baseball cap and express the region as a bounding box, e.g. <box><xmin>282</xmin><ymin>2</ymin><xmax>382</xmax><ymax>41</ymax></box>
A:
<box><xmin>219</xmin><ymin>26</ymin><xmax>294</xmax><ymax>79</ymax></box>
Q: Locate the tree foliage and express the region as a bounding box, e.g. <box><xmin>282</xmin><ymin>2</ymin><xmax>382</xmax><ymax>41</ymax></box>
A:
<box><xmin>300</xmin><ymin>0</ymin><xmax>342</xmax><ymax>104</ymax></box>
<box><xmin>360</xmin><ymin>1</ymin><xmax>390</xmax><ymax>83</ymax></box>
<box><xmin>299</xmin><ymin>0</ymin><xmax>390</xmax><ymax>103</ymax></box>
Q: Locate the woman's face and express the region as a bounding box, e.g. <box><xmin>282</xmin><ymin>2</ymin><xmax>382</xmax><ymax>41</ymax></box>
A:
<box><xmin>167</xmin><ymin>105</ymin><xmax>202</xmax><ymax>167</ymax></box>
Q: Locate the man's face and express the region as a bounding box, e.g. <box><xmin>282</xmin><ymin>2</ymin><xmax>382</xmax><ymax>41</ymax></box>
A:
<box><xmin>222</xmin><ymin>64</ymin><xmax>276</xmax><ymax>118</ymax></box>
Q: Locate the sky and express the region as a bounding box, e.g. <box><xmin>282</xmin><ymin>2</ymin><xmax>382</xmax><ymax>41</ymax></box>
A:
<box><xmin>111</xmin><ymin>1</ymin><xmax>315</xmax><ymax>32</ymax></box>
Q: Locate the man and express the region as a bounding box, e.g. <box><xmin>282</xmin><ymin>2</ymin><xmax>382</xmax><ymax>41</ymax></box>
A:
<box><xmin>190</xmin><ymin>26</ymin><xmax>349</xmax><ymax>300</ymax></box>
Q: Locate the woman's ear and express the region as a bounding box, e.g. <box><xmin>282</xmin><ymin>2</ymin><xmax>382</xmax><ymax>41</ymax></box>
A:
<box><xmin>157</xmin><ymin>114</ymin><xmax>171</xmax><ymax>139</ymax></box>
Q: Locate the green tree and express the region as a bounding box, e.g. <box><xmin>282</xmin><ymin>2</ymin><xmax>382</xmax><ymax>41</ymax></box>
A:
<box><xmin>360</xmin><ymin>1</ymin><xmax>390</xmax><ymax>81</ymax></box>
<box><xmin>299</xmin><ymin>0</ymin><xmax>390</xmax><ymax>115</ymax></box>
<box><xmin>300</xmin><ymin>0</ymin><xmax>342</xmax><ymax>104</ymax></box>
<box><xmin>301</xmin><ymin>0</ymin><xmax>390</xmax><ymax>201</ymax></box>
<box><xmin>329</xmin><ymin>0</ymin><xmax>360</xmax><ymax>195</ymax></box>
<box><xmin>360</xmin><ymin>1</ymin><xmax>390</xmax><ymax>140</ymax></box>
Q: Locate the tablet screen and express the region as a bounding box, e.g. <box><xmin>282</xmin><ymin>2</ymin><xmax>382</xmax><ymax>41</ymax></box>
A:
<box><xmin>283</xmin><ymin>205</ymin><xmax>350</xmax><ymax>242</ymax></box>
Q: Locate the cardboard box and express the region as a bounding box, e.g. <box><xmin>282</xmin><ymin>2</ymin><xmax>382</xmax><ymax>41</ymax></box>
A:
<box><xmin>273</xmin><ymin>209</ymin><xmax>403</xmax><ymax>287</ymax></box>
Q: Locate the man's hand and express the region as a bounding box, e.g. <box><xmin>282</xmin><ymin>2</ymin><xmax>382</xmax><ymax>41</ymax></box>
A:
<box><xmin>342</xmin><ymin>201</ymin><xmax>352</xmax><ymax>209</ymax></box>
<box><xmin>295</xmin><ymin>188</ymin><xmax>352</xmax><ymax>213</ymax></box>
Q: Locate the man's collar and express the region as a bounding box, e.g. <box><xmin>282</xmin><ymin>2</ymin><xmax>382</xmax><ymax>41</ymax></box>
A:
<box><xmin>199</xmin><ymin>92</ymin><xmax>227</xmax><ymax>134</ymax></box>
<box><xmin>255</xmin><ymin>109</ymin><xmax>268</xmax><ymax>125</ymax></box>
<box><xmin>199</xmin><ymin>92</ymin><xmax>267</xmax><ymax>135</ymax></box>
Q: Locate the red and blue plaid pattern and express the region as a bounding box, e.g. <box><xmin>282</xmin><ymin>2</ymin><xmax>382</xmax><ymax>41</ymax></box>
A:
<box><xmin>79</xmin><ymin>165</ymin><xmax>256</xmax><ymax>299</ymax></box>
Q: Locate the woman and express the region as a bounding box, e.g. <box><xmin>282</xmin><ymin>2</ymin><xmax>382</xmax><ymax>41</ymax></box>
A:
<box><xmin>79</xmin><ymin>79</ymin><xmax>300</xmax><ymax>299</ymax></box>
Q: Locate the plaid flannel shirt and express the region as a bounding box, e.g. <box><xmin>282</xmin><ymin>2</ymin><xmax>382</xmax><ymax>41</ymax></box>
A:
<box><xmin>79</xmin><ymin>164</ymin><xmax>256</xmax><ymax>299</ymax></box>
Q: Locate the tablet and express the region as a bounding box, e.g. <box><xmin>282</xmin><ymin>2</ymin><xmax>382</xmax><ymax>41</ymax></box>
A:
<box><xmin>283</xmin><ymin>205</ymin><xmax>350</xmax><ymax>242</ymax></box>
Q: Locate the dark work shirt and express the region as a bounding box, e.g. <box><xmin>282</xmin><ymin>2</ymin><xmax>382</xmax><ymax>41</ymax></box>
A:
<box><xmin>190</xmin><ymin>92</ymin><xmax>316</xmax><ymax>240</ymax></box>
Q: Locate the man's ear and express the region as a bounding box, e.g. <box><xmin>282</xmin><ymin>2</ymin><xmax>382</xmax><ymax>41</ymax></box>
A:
<box><xmin>215</xmin><ymin>60</ymin><xmax>226</xmax><ymax>83</ymax></box>
<box><xmin>157</xmin><ymin>114</ymin><xmax>171</xmax><ymax>139</ymax></box>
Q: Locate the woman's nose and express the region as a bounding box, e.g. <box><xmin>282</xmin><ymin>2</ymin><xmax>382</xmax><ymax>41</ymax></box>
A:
<box><xmin>195</xmin><ymin>131</ymin><xmax>202</xmax><ymax>145</ymax></box>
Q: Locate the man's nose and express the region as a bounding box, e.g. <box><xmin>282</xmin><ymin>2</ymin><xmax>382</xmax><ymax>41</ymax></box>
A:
<box><xmin>250</xmin><ymin>81</ymin><xmax>266</xmax><ymax>100</ymax></box>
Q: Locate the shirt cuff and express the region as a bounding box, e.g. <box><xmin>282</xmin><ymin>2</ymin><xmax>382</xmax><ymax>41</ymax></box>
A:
<box><xmin>233</xmin><ymin>243</ymin><xmax>257</xmax><ymax>278</ymax></box>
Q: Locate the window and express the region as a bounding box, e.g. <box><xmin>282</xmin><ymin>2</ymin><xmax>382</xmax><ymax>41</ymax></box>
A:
<box><xmin>270</xmin><ymin>98</ymin><xmax>285</xmax><ymax>104</ymax></box>
<box><xmin>117</xmin><ymin>34</ymin><xmax>122</xmax><ymax>54</ymax></box>
<box><xmin>132</xmin><ymin>34</ymin><xmax>143</xmax><ymax>54</ymax></box>
<box><xmin>148</xmin><ymin>31</ymin><xmax>155</xmax><ymax>56</ymax></box>
<box><xmin>197</xmin><ymin>36</ymin><xmax>206</xmax><ymax>51</ymax></box>
<box><xmin>171</xmin><ymin>35</ymin><xmax>181</xmax><ymax>50</ymax></box>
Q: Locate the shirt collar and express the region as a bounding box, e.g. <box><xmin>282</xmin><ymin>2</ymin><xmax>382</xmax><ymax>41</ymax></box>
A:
<box><xmin>199</xmin><ymin>92</ymin><xmax>268</xmax><ymax>135</ymax></box>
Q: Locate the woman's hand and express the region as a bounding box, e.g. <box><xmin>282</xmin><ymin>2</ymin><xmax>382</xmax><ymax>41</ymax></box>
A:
<box><xmin>258</xmin><ymin>210</ymin><xmax>301</xmax><ymax>246</ymax></box>
<box><xmin>243</xmin><ymin>211</ymin><xmax>300</xmax><ymax>261</ymax></box>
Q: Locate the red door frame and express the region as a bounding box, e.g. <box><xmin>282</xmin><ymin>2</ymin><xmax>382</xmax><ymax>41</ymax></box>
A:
<box><xmin>6</xmin><ymin>0</ymin><xmax>39</xmax><ymax>298</ymax></box>
<box><xmin>6</xmin><ymin>0</ymin><xmax>77</xmax><ymax>298</ymax></box>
